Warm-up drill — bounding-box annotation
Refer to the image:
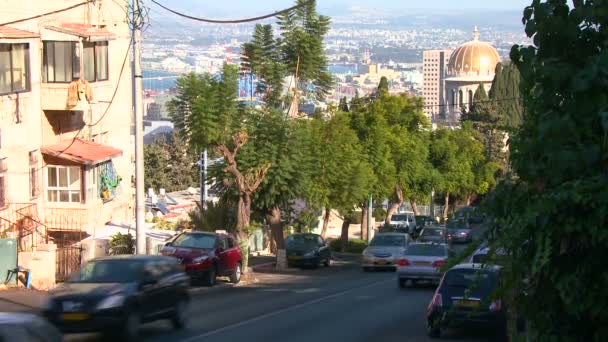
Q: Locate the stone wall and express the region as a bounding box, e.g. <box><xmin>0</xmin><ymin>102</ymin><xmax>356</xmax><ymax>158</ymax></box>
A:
<box><xmin>17</xmin><ymin>243</ymin><xmax>56</xmax><ymax>290</ymax></box>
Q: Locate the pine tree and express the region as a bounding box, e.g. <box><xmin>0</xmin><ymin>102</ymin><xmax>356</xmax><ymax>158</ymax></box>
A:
<box><xmin>339</xmin><ymin>97</ymin><xmax>349</xmax><ymax>112</ymax></box>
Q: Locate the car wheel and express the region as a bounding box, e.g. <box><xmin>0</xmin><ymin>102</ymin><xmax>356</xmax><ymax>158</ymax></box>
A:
<box><xmin>427</xmin><ymin>317</ymin><xmax>441</xmax><ymax>339</ymax></box>
<box><xmin>171</xmin><ymin>297</ymin><xmax>189</xmax><ymax>330</ymax></box>
<box><xmin>230</xmin><ymin>262</ymin><xmax>242</xmax><ymax>284</ymax></box>
<box><xmin>123</xmin><ymin>310</ymin><xmax>141</xmax><ymax>341</ymax></box>
<box><xmin>204</xmin><ymin>266</ymin><xmax>217</xmax><ymax>287</ymax></box>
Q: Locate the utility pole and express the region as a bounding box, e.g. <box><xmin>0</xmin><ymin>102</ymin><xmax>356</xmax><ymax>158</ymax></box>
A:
<box><xmin>367</xmin><ymin>193</ymin><xmax>372</xmax><ymax>242</ymax></box>
<box><xmin>133</xmin><ymin>0</ymin><xmax>146</xmax><ymax>254</ymax></box>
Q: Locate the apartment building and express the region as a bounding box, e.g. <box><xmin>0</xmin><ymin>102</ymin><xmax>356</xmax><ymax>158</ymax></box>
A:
<box><xmin>422</xmin><ymin>49</ymin><xmax>452</xmax><ymax>122</ymax></box>
<box><xmin>0</xmin><ymin>0</ymin><xmax>133</xmax><ymax>258</ymax></box>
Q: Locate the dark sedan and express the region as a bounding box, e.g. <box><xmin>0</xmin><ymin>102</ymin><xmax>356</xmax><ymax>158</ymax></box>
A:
<box><xmin>286</xmin><ymin>233</ymin><xmax>331</xmax><ymax>268</ymax></box>
<box><xmin>44</xmin><ymin>255</ymin><xmax>190</xmax><ymax>340</ymax></box>
<box><xmin>426</xmin><ymin>263</ymin><xmax>506</xmax><ymax>339</ymax></box>
<box><xmin>418</xmin><ymin>226</ymin><xmax>450</xmax><ymax>244</ymax></box>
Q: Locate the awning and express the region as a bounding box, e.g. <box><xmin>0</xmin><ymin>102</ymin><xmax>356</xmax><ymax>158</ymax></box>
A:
<box><xmin>0</xmin><ymin>26</ymin><xmax>40</xmax><ymax>39</ymax></box>
<box><xmin>41</xmin><ymin>139</ymin><xmax>122</xmax><ymax>165</ymax></box>
<box><xmin>46</xmin><ymin>23</ymin><xmax>115</xmax><ymax>42</ymax></box>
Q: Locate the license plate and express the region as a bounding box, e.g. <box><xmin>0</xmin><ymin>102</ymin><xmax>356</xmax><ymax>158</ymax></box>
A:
<box><xmin>62</xmin><ymin>313</ymin><xmax>89</xmax><ymax>321</ymax></box>
<box><xmin>455</xmin><ymin>300</ymin><xmax>480</xmax><ymax>308</ymax></box>
<box><xmin>288</xmin><ymin>256</ymin><xmax>302</xmax><ymax>260</ymax></box>
<box><xmin>376</xmin><ymin>259</ymin><xmax>387</xmax><ymax>265</ymax></box>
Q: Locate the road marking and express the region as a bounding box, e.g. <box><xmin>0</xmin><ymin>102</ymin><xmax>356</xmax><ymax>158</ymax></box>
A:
<box><xmin>259</xmin><ymin>288</ymin><xmax>289</xmax><ymax>292</ymax></box>
<box><xmin>181</xmin><ymin>278</ymin><xmax>393</xmax><ymax>341</ymax></box>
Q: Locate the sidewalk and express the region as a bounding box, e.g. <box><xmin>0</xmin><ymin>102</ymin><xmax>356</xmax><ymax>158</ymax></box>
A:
<box><xmin>0</xmin><ymin>287</ymin><xmax>48</xmax><ymax>313</ymax></box>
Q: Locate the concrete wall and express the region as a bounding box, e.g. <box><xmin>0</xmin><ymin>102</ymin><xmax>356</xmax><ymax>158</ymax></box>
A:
<box><xmin>80</xmin><ymin>239</ymin><xmax>109</xmax><ymax>264</ymax></box>
<box><xmin>17</xmin><ymin>243</ymin><xmax>56</xmax><ymax>290</ymax></box>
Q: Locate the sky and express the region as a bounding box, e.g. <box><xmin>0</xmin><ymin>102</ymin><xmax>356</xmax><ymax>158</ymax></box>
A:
<box><xmin>157</xmin><ymin>0</ymin><xmax>535</xmax><ymax>17</ymax></box>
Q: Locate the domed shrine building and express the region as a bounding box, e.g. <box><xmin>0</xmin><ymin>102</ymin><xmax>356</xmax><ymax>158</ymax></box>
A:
<box><xmin>442</xmin><ymin>27</ymin><xmax>501</xmax><ymax>124</ymax></box>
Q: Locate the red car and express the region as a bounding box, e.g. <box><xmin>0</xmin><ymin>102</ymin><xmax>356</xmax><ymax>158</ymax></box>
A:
<box><xmin>161</xmin><ymin>231</ymin><xmax>242</xmax><ymax>286</ymax></box>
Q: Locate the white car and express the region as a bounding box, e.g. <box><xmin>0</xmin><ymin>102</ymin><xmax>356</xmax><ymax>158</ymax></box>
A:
<box><xmin>389</xmin><ymin>213</ymin><xmax>416</xmax><ymax>234</ymax></box>
<box><xmin>362</xmin><ymin>233</ymin><xmax>410</xmax><ymax>271</ymax></box>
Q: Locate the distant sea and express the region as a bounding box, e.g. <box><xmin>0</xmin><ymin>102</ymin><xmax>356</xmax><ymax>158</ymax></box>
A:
<box><xmin>143</xmin><ymin>65</ymin><xmax>359</xmax><ymax>92</ymax></box>
<box><xmin>143</xmin><ymin>70</ymin><xmax>180</xmax><ymax>92</ymax></box>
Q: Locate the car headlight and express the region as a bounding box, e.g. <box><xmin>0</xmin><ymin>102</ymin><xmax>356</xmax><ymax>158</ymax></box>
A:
<box><xmin>96</xmin><ymin>294</ymin><xmax>125</xmax><ymax>310</ymax></box>
<box><xmin>193</xmin><ymin>255</ymin><xmax>210</xmax><ymax>264</ymax></box>
<box><xmin>304</xmin><ymin>250</ymin><xmax>318</xmax><ymax>257</ymax></box>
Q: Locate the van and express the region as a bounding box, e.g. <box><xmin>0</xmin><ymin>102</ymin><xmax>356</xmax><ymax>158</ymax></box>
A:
<box><xmin>389</xmin><ymin>213</ymin><xmax>417</xmax><ymax>234</ymax></box>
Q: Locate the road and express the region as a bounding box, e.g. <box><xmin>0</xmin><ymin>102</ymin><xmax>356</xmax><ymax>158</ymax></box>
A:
<box><xmin>115</xmin><ymin>256</ymin><xmax>491</xmax><ymax>342</ymax></box>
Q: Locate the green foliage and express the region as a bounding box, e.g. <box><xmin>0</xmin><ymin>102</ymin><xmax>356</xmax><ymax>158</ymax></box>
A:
<box><xmin>306</xmin><ymin>113</ymin><xmax>374</xmax><ymax>214</ymax></box>
<box><xmin>377</xmin><ymin>76</ymin><xmax>389</xmax><ymax>94</ymax></box>
<box><xmin>189</xmin><ymin>200</ymin><xmax>237</xmax><ymax>233</ymax></box>
<box><xmin>488</xmin><ymin>62</ymin><xmax>524</xmax><ymax>127</ymax></box>
<box><xmin>144</xmin><ymin>131</ymin><xmax>198</xmax><ymax>193</ymax></box>
<box><xmin>373</xmin><ymin>208</ymin><xmax>387</xmax><ymax>222</ymax></box>
<box><xmin>483</xmin><ymin>1</ymin><xmax>608</xmax><ymax>340</ymax></box>
<box><xmin>338</xmin><ymin>96</ymin><xmax>349</xmax><ymax>112</ymax></box>
<box><xmin>167</xmin><ymin>65</ymin><xmax>241</xmax><ymax>151</ymax></box>
<box><xmin>293</xmin><ymin>209</ymin><xmax>320</xmax><ymax>233</ymax></box>
<box><xmin>430</xmin><ymin>125</ymin><xmax>495</xmax><ymax>199</ymax></box>
<box><xmin>109</xmin><ymin>233</ymin><xmax>134</xmax><ymax>255</ymax></box>
<box><xmin>242</xmin><ymin>0</ymin><xmax>333</xmax><ymax>105</ymax></box>
<box><xmin>329</xmin><ymin>239</ymin><xmax>367</xmax><ymax>254</ymax></box>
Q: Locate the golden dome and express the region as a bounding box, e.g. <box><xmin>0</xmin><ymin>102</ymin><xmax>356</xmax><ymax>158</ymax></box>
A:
<box><xmin>447</xmin><ymin>27</ymin><xmax>501</xmax><ymax>77</ymax></box>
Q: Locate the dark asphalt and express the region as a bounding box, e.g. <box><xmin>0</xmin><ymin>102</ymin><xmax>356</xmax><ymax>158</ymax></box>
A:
<box><xmin>130</xmin><ymin>257</ymin><xmax>493</xmax><ymax>342</ymax></box>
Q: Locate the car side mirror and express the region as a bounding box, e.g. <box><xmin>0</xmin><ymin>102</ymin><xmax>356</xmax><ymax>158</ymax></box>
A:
<box><xmin>164</xmin><ymin>242</ymin><xmax>173</xmax><ymax>247</ymax></box>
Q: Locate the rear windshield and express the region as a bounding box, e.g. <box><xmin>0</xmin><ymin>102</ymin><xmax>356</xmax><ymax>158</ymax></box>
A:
<box><xmin>370</xmin><ymin>235</ymin><xmax>407</xmax><ymax>247</ymax></box>
<box><xmin>172</xmin><ymin>233</ymin><xmax>216</xmax><ymax>249</ymax></box>
<box><xmin>405</xmin><ymin>244</ymin><xmax>446</xmax><ymax>256</ymax></box>
<box><xmin>70</xmin><ymin>260</ymin><xmax>144</xmax><ymax>283</ymax></box>
<box><xmin>286</xmin><ymin>235</ymin><xmax>319</xmax><ymax>247</ymax></box>
<box><xmin>391</xmin><ymin>215</ymin><xmax>408</xmax><ymax>222</ymax></box>
<box><xmin>471</xmin><ymin>254</ymin><xmax>487</xmax><ymax>264</ymax></box>
<box><xmin>444</xmin><ymin>269</ymin><xmax>498</xmax><ymax>291</ymax></box>
<box><xmin>422</xmin><ymin>229</ymin><xmax>445</xmax><ymax>236</ymax></box>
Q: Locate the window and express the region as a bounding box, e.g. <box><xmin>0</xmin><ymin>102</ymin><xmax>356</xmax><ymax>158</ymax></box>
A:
<box><xmin>43</xmin><ymin>41</ymin><xmax>80</xmax><ymax>83</ymax></box>
<box><xmin>29</xmin><ymin>151</ymin><xmax>39</xmax><ymax>199</ymax></box>
<box><xmin>47</xmin><ymin>165</ymin><xmax>81</xmax><ymax>203</ymax></box>
<box><xmin>0</xmin><ymin>43</ymin><xmax>30</xmax><ymax>95</ymax></box>
<box><xmin>86</xmin><ymin>166</ymin><xmax>98</xmax><ymax>201</ymax></box>
<box><xmin>84</xmin><ymin>41</ymin><xmax>108</xmax><ymax>82</ymax></box>
<box><xmin>227</xmin><ymin>237</ymin><xmax>235</xmax><ymax>249</ymax></box>
<box><xmin>0</xmin><ymin>158</ymin><xmax>6</xmax><ymax>208</ymax></box>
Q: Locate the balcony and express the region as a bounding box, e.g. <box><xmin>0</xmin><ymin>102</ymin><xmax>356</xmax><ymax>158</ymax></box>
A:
<box><xmin>41</xmin><ymin>80</ymin><xmax>107</xmax><ymax>111</ymax></box>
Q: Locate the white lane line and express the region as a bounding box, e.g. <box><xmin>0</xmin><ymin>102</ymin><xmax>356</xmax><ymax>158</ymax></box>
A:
<box><xmin>181</xmin><ymin>278</ymin><xmax>393</xmax><ymax>341</ymax></box>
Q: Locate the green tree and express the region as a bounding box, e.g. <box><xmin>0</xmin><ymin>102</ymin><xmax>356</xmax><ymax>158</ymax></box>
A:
<box><xmin>484</xmin><ymin>1</ymin><xmax>608</xmax><ymax>340</ymax></box>
<box><xmin>488</xmin><ymin>62</ymin><xmax>524</xmax><ymax>127</ymax></box>
<box><xmin>144</xmin><ymin>131</ymin><xmax>198</xmax><ymax>193</ymax></box>
<box><xmin>306</xmin><ymin>113</ymin><xmax>373</xmax><ymax>247</ymax></box>
<box><xmin>167</xmin><ymin>65</ymin><xmax>270</xmax><ymax>270</ymax></box>
<box><xmin>242</xmin><ymin>0</ymin><xmax>333</xmax><ymax>107</ymax></box>
<box><xmin>377</xmin><ymin>76</ymin><xmax>389</xmax><ymax>95</ymax></box>
<box><xmin>339</xmin><ymin>96</ymin><xmax>349</xmax><ymax>112</ymax></box>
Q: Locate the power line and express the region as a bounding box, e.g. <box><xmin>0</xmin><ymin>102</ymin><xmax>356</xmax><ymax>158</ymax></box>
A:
<box><xmin>0</xmin><ymin>1</ymin><xmax>93</xmax><ymax>26</ymax></box>
<box><xmin>151</xmin><ymin>0</ymin><xmax>313</xmax><ymax>24</ymax></box>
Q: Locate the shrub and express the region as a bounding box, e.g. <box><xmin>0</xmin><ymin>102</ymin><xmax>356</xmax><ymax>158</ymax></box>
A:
<box><xmin>109</xmin><ymin>233</ymin><xmax>134</xmax><ymax>255</ymax></box>
<box><xmin>329</xmin><ymin>239</ymin><xmax>368</xmax><ymax>254</ymax></box>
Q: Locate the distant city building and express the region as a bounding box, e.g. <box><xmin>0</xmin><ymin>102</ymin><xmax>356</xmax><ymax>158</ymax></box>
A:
<box><xmin>160</xmin><ymin>57</ymin><xmax>191</xmax><ymax>73</ymax></box>
<box><xmin>443</xmin><ymin>27</ymin><xmax>501</xmax><ymax>124</ymax></box>
<box><xmin>422</xmin><ymin>49</ymin><xmax>452</xmax><ymax>121</ymax></box>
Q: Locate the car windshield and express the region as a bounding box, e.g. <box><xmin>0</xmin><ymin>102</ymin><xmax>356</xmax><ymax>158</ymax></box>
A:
<box><xmin>69</xmin><ymin>260</ymin><xmax>144</xmax><ymax>283</ymax></box>
<box><xmin>422</xmin><ymin>229</ymin><xmax>444</xmax><ymax>237</ymax></box>
<box><xmin>172</xmin><ymin>233</ymin><xmax>216</xmax><ymax>249</ymax></box>
<box><xmin>370</xmin><ymin>235</ymin><xmax>406</xmax><ymax>247</ymax></box>
<box><xmin>444</xmin><ymin>269</ymin><xmax>498</xmax><ymax>292</ymax></box>
<box><xmin>391</xmin><ymin>215</ymin><xmax>407</xmax><ymax>222</ymax></box>
<box><xmin>405</xmin><ymin>244</ymin><xmax>446</xmax><ymax>256</ymax></box>
<box><xmin>286</xmin><ymin>235</ymin><xmax>318</xmax><ymax>247</ymax></box>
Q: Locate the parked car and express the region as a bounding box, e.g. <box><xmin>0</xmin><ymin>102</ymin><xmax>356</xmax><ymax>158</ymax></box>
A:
<box><xmin>397</xmin><ymin>243</ymin><xmax>452</xmax><ymax>288</ymax></box>
<box><xmin>44</xmin><ymin>255</ymin><xmax>190</xmax><ymax>340</ymax></box>
<box><xmin>469</xmin><ymin>245</ymin><xmax>508</xmax><ymax>265</ymax></box>
<box><xmin>414</xmin><ymin>215</ymin><xmax>435</xmax><ymax>237</ymax></box>
<box><xmin>362</xmin><ymin>232</ymin><xmax>410</xmax><ymax>271</ymax></box>
<box><xmin>161</xmin><ymin>231</ymin><xmax>242</xmax><ymax>286</ymax></box>
<box><xmin>446</xmin><ymin>221</ymin><xmax>473</xmax><ymax>243</ymax></box>
<box><xmin>0</xmin><ymin>312</ymin><xmax>62</xmax><ymax>342</ymax></box>
<box><xmin>426</xmin><ymin>263</ymin><xmax>506</xmax><ymax>339</ymax></box>
<box><xmin>286</xmin><ymin>233</ymin><xmax>331</xmax><ymax>268</ymax></box>
<box><xmin>388</xmin><ymin>213</ymin><xmax>416</xmax><ymax>234</ymax></box>
<box><xmin>418</xmin><ymin>226</ymin><xmax>450</xmax><ymax>244</ymax></box>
